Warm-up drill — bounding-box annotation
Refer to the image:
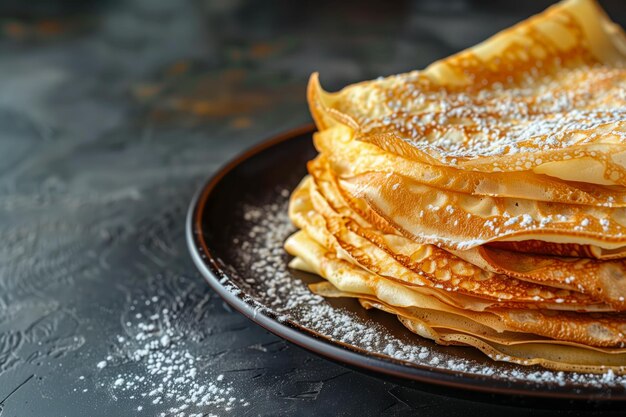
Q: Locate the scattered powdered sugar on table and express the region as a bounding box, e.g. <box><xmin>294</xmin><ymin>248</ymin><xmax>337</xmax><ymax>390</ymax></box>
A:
<box><xmin>226</xmin><ymin>188</ymin><xmax>626</xmax><ymax>391</ymax></box>
<box><xmin>87</xmin><ymin>296</ymin><xmax>249</xmax><ymax>416</ymax></box>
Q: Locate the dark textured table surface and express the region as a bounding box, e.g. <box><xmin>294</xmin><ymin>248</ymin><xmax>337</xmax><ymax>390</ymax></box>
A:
<box><xmin>2</xmin><ymin>1</ymin><xmax>626</xmax><ymax>416</ymax></box>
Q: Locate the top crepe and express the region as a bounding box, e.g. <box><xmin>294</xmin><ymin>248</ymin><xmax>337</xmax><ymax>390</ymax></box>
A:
<box><xmin>309</xmin><ymin>0</ymin><xmax>626</xmax><ymax>186</ymax></box>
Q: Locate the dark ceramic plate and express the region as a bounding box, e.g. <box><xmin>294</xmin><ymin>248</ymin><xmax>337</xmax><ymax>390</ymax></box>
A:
<box><xmin>186</xmin><ymin>125</ymin><xmax>626</xmax><ymax>401</ymax></box>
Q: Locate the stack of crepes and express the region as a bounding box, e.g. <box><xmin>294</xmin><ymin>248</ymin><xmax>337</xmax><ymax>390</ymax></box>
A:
<box><xmin>284</xmin><ymin>0</ymin><xmax>626</xmax><ymax>373</ymax></box>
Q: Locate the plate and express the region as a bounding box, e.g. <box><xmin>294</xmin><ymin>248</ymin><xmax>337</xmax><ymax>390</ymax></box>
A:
<box><xmin>186</xmin><ymin>125</ymin><xmax>626</xmax><ymax>401</ymax></box>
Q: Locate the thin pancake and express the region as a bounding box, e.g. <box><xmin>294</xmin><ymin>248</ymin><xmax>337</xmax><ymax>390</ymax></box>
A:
<box><xmin>316</xmin><ymin>125</ymin><xmax>626</xmax><ymax>207</ymax></box>
<box><xmin>487</xmin><ymin>240</ymin><xmax>626</xmax><ymax>260</ymax></box>
<box><xmin>308</xmin><ymin>0</ymin><xmax>626</xmax><ymax>186</ymax></box>
<box><xmin>309</xmin><ymin>284</ymin><xmax>626</xmax><ymax>373</ymax></box>
<box><xmin>339</xmin><ymin>170</ymin><xmax>626</xmax><ymax>251</ymax></box>
<box><xmin>284</xmin><ymin>230</ymin><xmax>626</xmax><ymax>349</ymax></box>
<box><xmin>451</xmin><ymin>246</ymin><xmax>626</xmax><ymax>310</ymax></box>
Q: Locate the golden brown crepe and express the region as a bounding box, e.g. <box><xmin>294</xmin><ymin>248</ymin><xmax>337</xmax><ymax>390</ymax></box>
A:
<box><xmin>285</xmin><ymin>0</ymin><xmax>626</xmax><ymax>373</ymax></box>
<box><xmin>308</xmin><ymin>0</ymin><xmax>626</xmax><ymax>185</ymax></box>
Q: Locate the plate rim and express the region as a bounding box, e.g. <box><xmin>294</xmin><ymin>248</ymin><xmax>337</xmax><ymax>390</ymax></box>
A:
<box><xmin>186</xmin><ymin>124</ymin><xmax>626</xmax><ymax>401</ymax></box>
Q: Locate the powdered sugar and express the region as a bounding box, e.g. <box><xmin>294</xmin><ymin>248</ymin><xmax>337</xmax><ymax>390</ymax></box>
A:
<box><xmin>87</xmin><ymin>296</ymin><xmax>249</xmax><ymax>416</ymax></box>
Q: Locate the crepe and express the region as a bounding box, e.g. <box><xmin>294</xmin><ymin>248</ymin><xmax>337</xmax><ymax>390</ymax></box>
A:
<box><xmin>323</xmin><ymin>285</ymin><xmax>626</xmax><ymax>373</ymax></box>
<box><xmin>285</xmin><ymin>0</ymin><xmax>626</xmax><ymax>373</ymax></box>
<box><xmin>316</xmin><ymin>125</ymin><xmax>626</xmax><ymax>207</ymax></box>
<box><xmin>338</xmin><ymin>170</ymin><xmax>626</xmax><ymax>252</ymax></box>
<box><xmin>309</xmin><ymin>0</ymin><xmax>626</xmax><ymax>185</ymax></box>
